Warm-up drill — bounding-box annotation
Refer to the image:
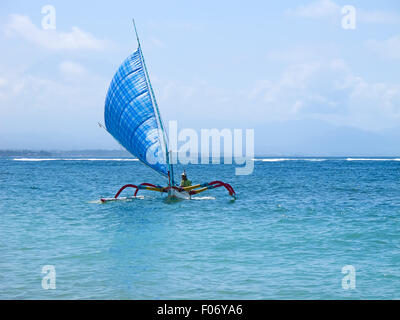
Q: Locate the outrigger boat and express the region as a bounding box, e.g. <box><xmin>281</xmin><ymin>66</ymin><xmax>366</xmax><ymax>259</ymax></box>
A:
<box><xmin>100</xmin><ymin>20</ymin><xmax>236</xmax><ymax>203</ymax></box>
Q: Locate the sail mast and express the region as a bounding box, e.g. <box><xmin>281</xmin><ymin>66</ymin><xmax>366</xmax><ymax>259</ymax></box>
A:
<box><xmin>132</xmin><ymin>18</ymin><xmax>141</xmax><ymax>47</ymax></box>
<box><xmin>131</xmin><ymin>19</ymin><xmax>175</xmax><ymax>186</ymax></box>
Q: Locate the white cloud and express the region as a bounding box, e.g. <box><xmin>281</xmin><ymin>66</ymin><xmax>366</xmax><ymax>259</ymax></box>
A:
<box><xmin>346</xmin><ymin>76</ymin><xmax>400</xmax><ymax>125</ymax></box>
<box><xmin>0</xmin><ymin>77</ymin><xmax>9</xmax><ymax>100</ymax></box>
<box><xmin>248</xmin><ymin>58</ymin><xmax>400</xmax><ymax>131</ymax></box>
<box><xmin>150</xmin><ymin>37</ymin><xmax>164</xmax><ymax>48</ymax></box>
<box><xmin>266</xmin><ymin>44</ymin><xmax>340</xmax><ymax>66</ymax></box>
<box><xmin>249</xmin><ymin>62</ymin><xmax>333</xmax><ymax>118</ymax></box>
<box><xmin>0</xmin><ymin>65</ymin><xmax>111</xmax><ymax>148</ymax></box>
<box><xmin>286</xmin><ymin>0</ymin><xmax>340</xmax><ymax>19</ymax></box>
<box><xmin>0</xmin><ymin>67</ymin><xmax>108</xmax><ymax>109</ymax></box>
<box><xmin>287</xmin><ymin>0</ymin><xmax>400</xmax><ymax>25</ymax></box>
<box><xmin>366</xmin><ymin>35</ymin><xmax>400</xmax><ymax>60</ymax></box>
<box><xmin>4</xmin><ymin>14</ymin><xmax>108</xmax><ymax>50</ymax></box>
<box><xmin>59</xmin><ymin>61</ymin><xmax>87</xmax><ymax>78</ymax></box>
<box><xmin>280</xmin><ymin>63</ymin><xmax>320</xmax><ymax>89</ymax></box>
<box><xmin>0</xmin><ymin>77</ymin><xmax>8</xmax><ymax>87</ymax></box>
<box><xmin>267</xmin><ymin>47</ymin><xmax>318</xmax><ymax>63</ymax></box>
<box><xmin>0</xmin><ymin>69</ymin><xmax>117</xmax><ymax>150</ymax></box>
<box><xmin>358</xmin><ymin>10</ymin><xmax>400</xmax><ymax>24</ymax></box>
<box><xmin>150</xmin><ymin>52</ymin><xmax>400</xmax><ymax>133</ymax></box>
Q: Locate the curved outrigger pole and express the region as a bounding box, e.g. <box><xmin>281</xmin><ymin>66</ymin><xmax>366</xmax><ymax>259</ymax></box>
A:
<box><xmin>101</xmin><ymin>180</ymin><xmax>237</xmax><ymax>203</ymax></box>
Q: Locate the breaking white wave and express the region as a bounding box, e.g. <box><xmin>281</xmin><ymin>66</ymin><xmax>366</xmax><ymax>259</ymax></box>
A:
<box><xmin>13</xmin><ymin>158</ymin><xmax>56</xmax><ymax>161</ymax></box>
<box><xmin>346</xmin><ymin>158</ymin><xmax>400</xmax><ymax>161</ymax></box>
<box><xmin>253</xmin><ymin>158</ymin><xmax>327</xmax><ymax>162</ymax></box>
<box><xmin>13</xmin><ymin>158</ymin><xmax>139</xmax><ymax>162</ymax></box>
<box><xmin>191</xmin><ymin>196</ymin><xmax>216</xmax><ymax>200</ymax></box>
<box><xmin>252</xmin><ymin>158</ymin><xmax>400</xmax><ymax>162</ymax></box>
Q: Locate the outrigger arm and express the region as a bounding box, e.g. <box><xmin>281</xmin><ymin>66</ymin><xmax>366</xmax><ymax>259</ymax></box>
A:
<box><xmin>101</xmin><ymin>181</ymin><xmax>237</xmax><ymax>203</ymax></box>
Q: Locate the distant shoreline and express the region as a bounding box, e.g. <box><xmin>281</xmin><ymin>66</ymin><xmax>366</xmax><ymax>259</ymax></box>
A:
<box><xmin>0</xmin><ymin>149</ymin><xmax>132</xmax><ymax>157</ymax></box>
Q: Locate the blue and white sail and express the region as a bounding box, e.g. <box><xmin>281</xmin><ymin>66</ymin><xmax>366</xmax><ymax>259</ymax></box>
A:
<box><xmin>104</xmin><ymin>46</ymin><xmax>170</xmax><ymax>178</ymax></box>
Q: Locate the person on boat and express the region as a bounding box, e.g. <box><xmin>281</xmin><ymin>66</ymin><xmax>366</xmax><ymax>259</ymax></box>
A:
<box><xmin>180</xmin><ymin>171</ymin><xmax>192</xmax><ymax>188</ymax></box>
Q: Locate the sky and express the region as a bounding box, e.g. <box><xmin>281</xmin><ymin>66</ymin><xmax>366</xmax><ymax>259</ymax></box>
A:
<box><xmin>0</xmin><ymin>0</ymin><xmax>399</xmax><ymax>155</ymax></box>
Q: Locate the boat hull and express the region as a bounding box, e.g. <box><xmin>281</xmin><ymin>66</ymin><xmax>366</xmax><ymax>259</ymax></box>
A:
<box><xmin>167</xmin><ymin>188</ymin><xmax>191</xmax><ymax>201</ymax></box>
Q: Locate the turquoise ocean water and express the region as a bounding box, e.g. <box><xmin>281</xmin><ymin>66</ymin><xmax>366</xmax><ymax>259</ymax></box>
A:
<box><xmin>1</xmin><ymin>157</ymin><xmax>400</xmax><ymax>299</ymax></box>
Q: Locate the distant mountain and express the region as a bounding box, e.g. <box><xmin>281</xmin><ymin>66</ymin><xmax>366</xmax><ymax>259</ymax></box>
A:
<box><xmin>0</xmin><ymin>150</ymin><xmax>52</xmax><ymax>157</ymax></box>
<box><xmin>51</xmin><ymin>149</ymin><xmax>132</xmax><ymax>157</ymax></box>
<box><xmin>253</xmin><ymin>119</ymin><xmax>400</xmax><ymax>157</ymax></box>
<box><xmin>0</xmin><ymin>149</ymin><xmax>132</xmax><ymax>157</ymax></box>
